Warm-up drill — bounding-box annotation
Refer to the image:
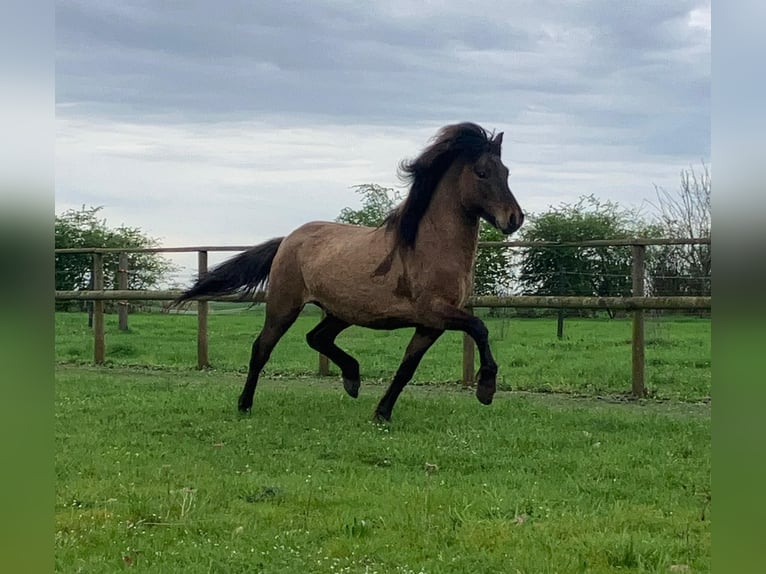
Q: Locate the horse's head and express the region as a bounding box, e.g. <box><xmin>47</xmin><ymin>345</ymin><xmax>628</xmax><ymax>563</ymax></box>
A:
<box><xmin>460</xmin><ymin>132</ymin><xmax>524</xmax><ymax>235</ymax></box>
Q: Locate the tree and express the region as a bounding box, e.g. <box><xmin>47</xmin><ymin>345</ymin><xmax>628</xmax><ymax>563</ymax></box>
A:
<box><xmin>472</xmin><ymin>223</ymin><xmax>513</xmax><ymax>296</ymax></box>
<box><xmin>336</xmin><ymin>184</ymin><xmax>512</xmax><ymax>295</ymax></box>
<box><xmin>55</xmin><ymin>206</ymin><xmax>176</xmax><ymax>308</ymax></box>
<box><xmin>337</xmin><ymin>184</ymin><xmax>402</xmax><ymax>227</ymax></box>
<box><xmin>648</xmin><ymin>164</ymin><xmax>711</xmax><ymax>297</ymax></box>
<box><xmin>517</xmin><ymin>196</ymin><xmax>650</xmax><ymax>313</ymax></box>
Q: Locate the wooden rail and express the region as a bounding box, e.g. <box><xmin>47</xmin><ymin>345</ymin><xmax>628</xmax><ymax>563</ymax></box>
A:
<box><xmin>55</xmin><ymin>239</ymin><xmax>711</xmax><ymax>397</ymax></box>
<box><xmin>56</xmin><ymin>289</ymin><xmax>711</xmax><ymax>310</ymax></box>
<box><xmin>53</xmin><ymin>236</ymin><xmax>710</xmax><ymax>255</ymax></box>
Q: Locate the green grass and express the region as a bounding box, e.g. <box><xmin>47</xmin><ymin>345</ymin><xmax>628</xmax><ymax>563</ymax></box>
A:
<box><xmin>55</xmin><ymin>309</ymin><xmax>711</xmax><ymax>401</ymax></box>
<box><xmin>56</xmin><ymin>366</ymin><xmax>710</xmax><ymax>573</ymax></box>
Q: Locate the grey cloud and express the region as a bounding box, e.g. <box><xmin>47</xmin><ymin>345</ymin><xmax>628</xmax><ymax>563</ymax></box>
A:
<box><xmin>56</xmin><ymin>1</ymin><xmax>709</xmax><ymax>159</ymax></box>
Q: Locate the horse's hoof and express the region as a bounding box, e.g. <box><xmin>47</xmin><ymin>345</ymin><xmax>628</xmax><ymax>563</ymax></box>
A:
<box><xmin>238</xmin><ymin>397</ymin><xmax>253</xmax><ymax>413</ymax></box>
<box><xmin>476</xmin><ymin>385</ymin><xmax>495</xmax><ymax>405</ymax></box>
<box><xmin>372</xmin><ymin>411</ymin><xmax>390</xmax><ymax>424</ymax></box>
<box><xmin>343</xmin><ymin>377</ymin><xmax>360</xmax><ymax>398</ymax></box>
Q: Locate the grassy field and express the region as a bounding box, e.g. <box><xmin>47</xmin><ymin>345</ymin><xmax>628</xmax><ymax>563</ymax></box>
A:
<box><xmin>56</xmin><ymin>366</ymin><xmax>710</xmax><ymax>573</ymax></box>
<box><xmin>55</xmin><ymin>308</ymin><xmax>711</xmax><ymax>401</ymax></box>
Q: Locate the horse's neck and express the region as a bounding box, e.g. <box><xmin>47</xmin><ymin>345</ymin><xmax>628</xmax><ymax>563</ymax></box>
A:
<box><xmin>416</xmin><ymin>180</ymin><xmax>480</xmax><ymax>272</ymax></box>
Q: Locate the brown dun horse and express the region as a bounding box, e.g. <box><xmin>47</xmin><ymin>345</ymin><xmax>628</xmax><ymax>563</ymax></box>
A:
<box><xmin>176</xmin><ymin>122</ymin><xmax>524</xmax><ymax>421</ymax></box>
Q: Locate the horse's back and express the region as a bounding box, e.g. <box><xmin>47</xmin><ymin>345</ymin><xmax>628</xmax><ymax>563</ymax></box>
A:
<box><xmin>280</xmin><ymin>220</ymin><xmax>385</xmax><ymax>266</ymax></box>
<box><xmin>269</xmin><ymin>221</ymin><xmax>412</xmax><ymax>324</ymax></box>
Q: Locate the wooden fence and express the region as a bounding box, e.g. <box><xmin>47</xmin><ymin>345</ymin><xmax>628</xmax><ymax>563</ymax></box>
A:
<box><xmin>55</xmin><ymin>238</ymin><xmax>711</xmax><ymax>397</ymax></box>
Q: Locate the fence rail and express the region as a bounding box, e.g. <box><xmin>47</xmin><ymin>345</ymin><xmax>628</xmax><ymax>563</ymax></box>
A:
<box><xmin>54</xmin><ymin>238</ymin><xmax>712</xmax><ymax>398</ymax></box>
<box><xmin>53</xmin><ymin>236</ymin><xmax>710</xmax><ymax>255</ymax></box>
<box><xmin>56</xmin><ymin>289</ymin><xmax>710</xmax><ymax>311</ymax></box>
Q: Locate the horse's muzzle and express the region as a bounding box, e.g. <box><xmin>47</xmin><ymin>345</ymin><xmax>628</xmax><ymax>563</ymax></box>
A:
<box><xmin>501</xmin><ymin>211</ymin><xmax>524</xmax><ymax>235</ymax></box>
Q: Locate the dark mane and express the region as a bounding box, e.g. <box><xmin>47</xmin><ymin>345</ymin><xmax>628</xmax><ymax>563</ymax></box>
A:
<box><xmin>384</xmin><ymin>122</ymin><xmax>499</xmax><ymax>248</ymax></box>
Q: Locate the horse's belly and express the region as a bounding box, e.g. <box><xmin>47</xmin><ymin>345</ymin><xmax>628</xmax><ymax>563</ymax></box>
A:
<box><xmin>308</xmin><ymin>276</ymin><xmax>417</xmax><ymax>327</ymax></box>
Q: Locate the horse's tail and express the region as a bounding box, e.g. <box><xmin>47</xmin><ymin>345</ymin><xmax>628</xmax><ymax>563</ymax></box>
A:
<box><xmin>174</xmin><ymin>237</ymin><xmax>284</xmax><ymax>304</ymax></box>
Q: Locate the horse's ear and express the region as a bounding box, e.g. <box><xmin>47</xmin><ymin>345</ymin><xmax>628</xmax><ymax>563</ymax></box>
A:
<box><xmin>490</xmin><ymin>131</ymin><xmax>504</xmax><ymax>155</ymax></box>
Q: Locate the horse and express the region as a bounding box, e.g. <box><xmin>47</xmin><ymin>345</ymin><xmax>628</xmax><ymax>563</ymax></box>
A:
<box><xmin>176</xmin><ymin>122</ymin><xmax>524</xmax><ymax>421</ymax></box>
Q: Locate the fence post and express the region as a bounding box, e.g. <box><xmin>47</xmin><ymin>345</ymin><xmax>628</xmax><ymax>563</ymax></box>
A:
<box><xmin>118</xmin><ymin>252</ymin><xmax>129</xmax><ymax>331</ymax></box>
<box><xmin>87</xmin><ymin>271</ymin><xmax>94</xmax><ymax>328</ymax></box>
<box><xmin>319</xmin><ymin>352</ymin><xmax>330</xmax><ymax>376</ymax></box>
<box><xmin>557</xmin><ymin>264</ymin><xmax>565</xmax><ymax>339</ymax></box>
<box><xmin>318</xmin><ymin>310</ymin><xmax>331</xmax><ymax>376</ymax></box>
<box><xmin>462</xmin><ymin>305</ymin><xmax>475</xmax><ymax>387</ymax></box>
<box><xmin>197</xmin><ymin>250</ymin><xmax>209</xmax><ymax>369</ymax></box>
<box><xmin>92</xmin><ymin>253</ymin><xmax>105</xmax><ymax>364</ymax></box>
<box><xmin>631</xmin><ymin>244</ymin><xmax>647</xmax><ymax>397</ymax></box>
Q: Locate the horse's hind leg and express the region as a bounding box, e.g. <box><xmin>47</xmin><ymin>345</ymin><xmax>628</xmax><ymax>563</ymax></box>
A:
<box><xmin>374</xmin><ymin>327</ymin><xmax>443</xmax><ymax>422</ymax></box>
<box><xmin>305</xmin><ymin>314</ymin><xmax>360</xmax><ymax>397</ymax></box>
<box><xmin>238</xmin><ymin>303</ymin><xmax>302</xmax><ymax>413</ymax></box>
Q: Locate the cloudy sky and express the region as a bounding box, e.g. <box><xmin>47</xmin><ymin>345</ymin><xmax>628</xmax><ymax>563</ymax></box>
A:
<box><xmin>55</xmin><ymin>0</ymin><xmax>710</xmax><ymax>276</ymax></box>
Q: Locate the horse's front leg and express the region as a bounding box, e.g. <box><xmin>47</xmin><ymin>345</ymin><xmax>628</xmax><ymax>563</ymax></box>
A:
<box><xmin>427</xmin><ymin>301</ymin><xmax>498</xmax><ymax>405</ymax></box>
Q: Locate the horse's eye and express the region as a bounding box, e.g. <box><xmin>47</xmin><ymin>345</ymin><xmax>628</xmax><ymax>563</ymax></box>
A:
<box><xmin>475</xmin><ymin>169</ymin><xmax>487</xmax><ymax>179</ymax></box>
